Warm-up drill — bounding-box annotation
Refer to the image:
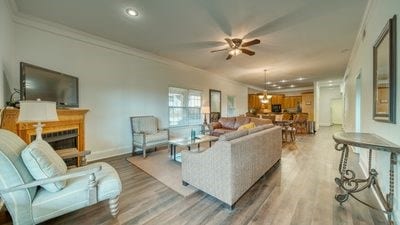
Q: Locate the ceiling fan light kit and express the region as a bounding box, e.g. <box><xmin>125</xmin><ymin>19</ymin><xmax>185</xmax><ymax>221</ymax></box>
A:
<box><xmin>211</xmin><ymin>38</ymin><xmax>260</xmax><ymax>60</ymax></box>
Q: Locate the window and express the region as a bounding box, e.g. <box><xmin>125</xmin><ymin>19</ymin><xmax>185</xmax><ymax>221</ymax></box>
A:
<box><xmin>169</xmin><ymin>87</ymin><xmax>202</xmax><ymax>127</ymax></box>
<box><xmin>227</xmin><ymin>96</ymin><xmax>236</xmax><ymax>116</ymax></box>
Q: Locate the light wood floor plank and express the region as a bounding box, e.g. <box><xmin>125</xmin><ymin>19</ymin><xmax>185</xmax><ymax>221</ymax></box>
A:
<box><xmin>0</xmin><ymin>126</ymin><xmax>388</xmax><ymax>225</ymax></box>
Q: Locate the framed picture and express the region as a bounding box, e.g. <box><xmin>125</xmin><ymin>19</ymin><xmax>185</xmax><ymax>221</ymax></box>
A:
<box><xmin>373</xmin><ymin>15</ymin><xmax>396</xmax><ymax>123</ymax></box>
<box><xmin>209</xmin><ymin>89</ymin><xmax>221</xmax><ymax>122</ymax></box>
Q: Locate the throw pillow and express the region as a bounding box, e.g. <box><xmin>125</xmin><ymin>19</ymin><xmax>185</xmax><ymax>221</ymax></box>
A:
<box><xmin>237</xmin><ymin>122</ymin><xmax>256</xmax><ymax>131</ymax></box>
<box><xmin>248</xmin><ymin>124</ymin><xmax>274</xmax><ymax>134</ymax></box>
<box><xmin>21</xmin><ymin>140</ymin><xmax>67</xmax><ymax>192</ymax></box>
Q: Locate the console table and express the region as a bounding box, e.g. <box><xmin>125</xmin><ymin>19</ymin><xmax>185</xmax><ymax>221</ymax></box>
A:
<box><xmin>333</xmin><ymin>132</ymin><xmax>400</xmax><ymax>225</ymax></box>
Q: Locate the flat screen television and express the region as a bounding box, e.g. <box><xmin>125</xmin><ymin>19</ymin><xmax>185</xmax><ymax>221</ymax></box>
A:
<box><xmin>271</xmin><ymin>104</ymin><xmax>282</xmax><ymax>113</ymax></box>
<box><xmin>20</xmin><ymin>62</ymin><xmax>79</xmax><ymax>107</ymax></box>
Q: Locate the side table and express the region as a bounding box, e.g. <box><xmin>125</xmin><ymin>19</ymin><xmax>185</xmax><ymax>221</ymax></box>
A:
<box><xmin>333</xmin><ymin>132</ymin><xmax>400</xmax><ymax>224</ymax></box>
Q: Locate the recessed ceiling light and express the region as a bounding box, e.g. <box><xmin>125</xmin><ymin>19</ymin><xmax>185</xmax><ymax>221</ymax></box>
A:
<box><xmin>329</xmin><ymin>84</ymin><xmax>333</xmax><ymax>86</ymax></box>
<box><xmin>272</xmin><ymin>84</ymin><xmax>277</xmax><ymax>87</ymax></box>
<box><xmin>266</xmin><ymin>81</ymin><xmax>272</xmax><ymax>84</ymax></box>
<box><xmin>297</xmin><ymin>77</ymin><xmax>304</xmax><ymax>81</ymax></box>
<box><xmin>126</xmin><ymin>8</ymin><xmax>139</xmax><ymax>17</ymax></box>
<box><xmin>280</xmin><ymin>80</ymin><xmax>287</xmax><ymax>83</ymax></box>
<box><xmin>328</xmin><ymin>80</ymin><xmax>333</xmax><ymax>83</ymax></box>
<box><xmin>290</xmin><ymin>84</ymin><xmax>295</xmax><ymax>88</ymax></box>
<box><xmin>277</xmin><ymin>86</ymin><xmax>281</xmax><ymax>89</ymax></box>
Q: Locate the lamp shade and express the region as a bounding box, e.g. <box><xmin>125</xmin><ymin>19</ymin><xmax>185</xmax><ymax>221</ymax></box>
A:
<box><xmin>201</xmin><ymin>106</ymin><xmax>210</xmax><ymax>114</ymax></box>
<box><xmin>18</xmin><ymin>100</ymin><xmax>59</xmax><ymax>122</ymax></box>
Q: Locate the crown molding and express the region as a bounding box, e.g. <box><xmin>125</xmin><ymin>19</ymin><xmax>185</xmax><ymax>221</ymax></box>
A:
<box><xmin>8</xmin><ymin>1</ymin><xmax>250</xmax><ymax>89</ymax></box>
<box><xmin>344</xmin><ymin>0</ymin><xmax>373</xmax><ymax>78</ymax></box>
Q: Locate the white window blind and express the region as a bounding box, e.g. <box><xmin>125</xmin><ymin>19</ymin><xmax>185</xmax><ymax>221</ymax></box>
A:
<box><xmin>169</xmin><ymin>87</ymin><xmax>202</xmax><ymax>127</ymax></box>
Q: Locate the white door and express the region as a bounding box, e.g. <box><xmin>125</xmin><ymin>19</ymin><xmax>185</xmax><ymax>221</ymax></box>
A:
<box><xmin>330</xmin><ymin>98</ymin><xmax>344</xmax><ymax>125</ymax></box>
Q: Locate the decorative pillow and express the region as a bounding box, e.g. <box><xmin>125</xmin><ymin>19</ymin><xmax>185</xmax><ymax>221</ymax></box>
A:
<box><xmin>21</xmin><ymin>140</ymin><xmax>67</xmax><ymax>192</ymax></box>
<box><xmin>248</xmin><ymin>124</ymin><xmax>274</xmax><ymax>134</ymax></box>
<box><xmin>234</xmin><ymin>117</ymin><xmax>251</xmax><ymax>129</ymax></box>
<box><xmin>219</xmin><ymin>129</ymin><xmax>248</xmax><ymax>141</ymax></box>
<box><xmin>237</xmin><ymin>122</ymin><xmax>256</xmax><ymax>131</ymax></box>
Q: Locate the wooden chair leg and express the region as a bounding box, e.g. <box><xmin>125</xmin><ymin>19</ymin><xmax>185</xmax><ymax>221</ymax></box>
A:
<box><xmin>109</xmin><ymin>196</ymin><xmax>119</xmax><ymax>217</ymax></box>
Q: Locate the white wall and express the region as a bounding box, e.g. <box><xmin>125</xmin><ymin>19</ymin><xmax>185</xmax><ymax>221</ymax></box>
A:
<box><xmin>0</xmin><ymin>0</ymin><xmax>15</xmax><ymax>107</ymax></box>
<box><xmin>344</xmin><ymin>0</ymin><xmax>400</xmax><ymax>222</ymax></box>
<box><xmin>10</xmin><ymin>15</ymin><xmax>248</xmax><ymax>160</ymax></box>
<box><xmin>318</xmin><ymin>86</ymin><xmax>342</xmax><ymax>126</ymax></box>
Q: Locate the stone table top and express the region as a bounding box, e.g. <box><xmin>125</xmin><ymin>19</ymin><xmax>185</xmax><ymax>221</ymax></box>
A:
<box><xmin>333</xmin><ymin>132</ymin><xmax>400</xmax><ymax>154</ymax></box>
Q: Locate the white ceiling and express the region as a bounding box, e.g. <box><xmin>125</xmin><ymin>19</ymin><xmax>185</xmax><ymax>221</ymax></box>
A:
<box><xmin>14</xmin><ymin>0</ymin><xmax>367</xmax><ymax>89</ymax></box>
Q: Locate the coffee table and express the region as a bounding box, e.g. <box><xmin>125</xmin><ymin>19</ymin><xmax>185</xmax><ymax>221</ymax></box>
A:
<box><xmin>169</xmin><ymin>135</ymin><xmax>218</xmax><ymax>162</ymax></box>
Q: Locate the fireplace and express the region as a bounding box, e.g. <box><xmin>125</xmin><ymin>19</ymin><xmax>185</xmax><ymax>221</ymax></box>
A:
<box><xmin>31</xmin><ymin>129</ymin><xmax>79</xmax><ymax>166</ymax></box>
<box><xmin>1</xmin><ymin>108</ymin><xmax>89</xmax><ymax>166</ymax></box>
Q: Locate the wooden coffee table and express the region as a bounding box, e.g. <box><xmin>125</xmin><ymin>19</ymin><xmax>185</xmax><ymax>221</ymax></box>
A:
<box><xmin>169</xmin><ymin>135</ymin><xmax>218</xmax><ymax>162</ymax></box>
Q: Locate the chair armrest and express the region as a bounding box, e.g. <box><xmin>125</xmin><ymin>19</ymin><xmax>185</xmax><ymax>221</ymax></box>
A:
<box><xmin>209</xmin><ymin>122</ymin><xmax>222</xmax><ymax>131</ymax></box>
<box><xmin>0</xmin><ymin>165</ymin><xmax>102</xmax><ymax>194</ymax></box>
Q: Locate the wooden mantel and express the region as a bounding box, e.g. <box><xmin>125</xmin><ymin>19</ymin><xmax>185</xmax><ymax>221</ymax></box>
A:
<box><xmin>1</xmin><ymin>108</ymin><xmax>89</xmax><ymax>152</ymax></box>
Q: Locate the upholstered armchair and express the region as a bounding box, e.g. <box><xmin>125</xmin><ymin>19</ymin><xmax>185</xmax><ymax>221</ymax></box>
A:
<box><xmin>130</xmin><ymin>116</ymin><xmax>169</xmax><ymax>158</ymax></box>
<box><xmin>0</xmin><ymin>129</ymin><xmax>122</xmax><ymax>225</ymax></box>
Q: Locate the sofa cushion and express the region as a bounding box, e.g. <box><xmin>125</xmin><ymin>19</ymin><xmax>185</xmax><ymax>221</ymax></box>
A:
<box><xmin>248</xmin><ymin>124</ymin><xmax>274</xmax><ymax>134</ymax></box>
<box><xmin>219</xmin><ymin>129</ymin><xmax>248</xmax><ymax>141</ymax></box>
<box><xmin>250</xmin><ymin>117</ymin><xmax>272</xmax><ymax>126</ymax></box>
<box><xmin>211</xmin><ymin>128</ymin><xmax>234</xmax><ymax>137</ymax></box>
<box><xmin>237</xmin><ymin>122</ymin><xmax>256</xmax><ymax>131</ymax></box>
<box><xmin>22</xmin><ymin>140</ymin><xmax>67</xmax><ymax>192</ymax></box>
<box><xmin>32</xmin><ymin>162</ymin><xmax>122</xmax><ymax>224</ymax></box>
<box><xmin>234</xmin><ymin>117</ymin><xmax>251</xmax><ymax>129</ymax></box>
<box><xmin>218</xmin><ymin>117</ymin><xmax>236</xmax><ymax>129</ymax></box>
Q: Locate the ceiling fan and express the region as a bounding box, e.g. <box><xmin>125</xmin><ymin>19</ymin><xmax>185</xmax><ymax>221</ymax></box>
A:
<box><xmin>210</xmin><ymin>38</ymin><xmax>260</xmax><ymax>60</ymax></box>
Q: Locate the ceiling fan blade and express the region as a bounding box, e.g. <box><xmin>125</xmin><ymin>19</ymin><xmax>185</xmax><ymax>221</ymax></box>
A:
<box><xmin>241</xmin><ymin>39</ymin><xmax>261</xmax><ymax>47</ymax></box>
<box><xmin>241</xmin><ymin>48</ymin><xmax>255</xmax><ymax>56</ymax></box>
<box><xmin>226</xmin><ymin>54</ymin><xmax>233</xmax><ymax>60</ymax></box>
<box><xmin>224</xmin><ymin>38</ymin><xmax>235</xmax><ymax>48</ymax></box>
<box><xmin>210</xmin><ymin>48</ymin><xmax>229</xmax><ymax>53</ymax></box>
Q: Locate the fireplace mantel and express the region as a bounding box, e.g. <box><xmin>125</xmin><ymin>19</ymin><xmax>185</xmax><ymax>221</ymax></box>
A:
<box><xmin>1</xmin><ymin>108</ymin><xmax>89</xmax><ymax>164</ymax></box>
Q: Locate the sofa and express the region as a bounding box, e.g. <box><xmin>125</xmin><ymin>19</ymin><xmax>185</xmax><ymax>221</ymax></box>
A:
<box><xmin>181</xmin><ymin>124</ymin><xmax>282</xmax><ymax>208</ymax></box>
<box><xmin>209</xmin><ymin>116</ymin><xmax>272</xmax><ymax>136</ymax></box>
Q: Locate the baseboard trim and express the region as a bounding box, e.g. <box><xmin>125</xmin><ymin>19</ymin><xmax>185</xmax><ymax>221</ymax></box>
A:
<box><xmin>86</xmin><ymin>146</ymin><xmax>131</xmax><ymax>162</ymax></box>
<box><xmin>319</xmin><ymin>123</ymin><xmax>332</xmax><ymax>126</ymax></box>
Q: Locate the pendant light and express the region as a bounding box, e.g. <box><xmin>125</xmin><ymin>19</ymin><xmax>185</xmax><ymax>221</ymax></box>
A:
<box><xmin>260</xmin><ymin>69</ymin><xmax>272</xmax><ymax>104</ymax></box>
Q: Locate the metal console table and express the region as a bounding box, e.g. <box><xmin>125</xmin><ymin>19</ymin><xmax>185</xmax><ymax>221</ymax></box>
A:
<box><xmin>333</xmin><ymin>132</ymin><xmax>400</xmax><ymax>225</ymax></box>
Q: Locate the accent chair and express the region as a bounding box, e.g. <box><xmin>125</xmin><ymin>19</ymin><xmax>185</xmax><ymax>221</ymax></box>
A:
<box><xmin>0</xmin><ymin>129</ymin><xmax>122</xmax><ymax>225</ymax></box>
<box><xmin>130</xmin><ymin>116</ymin><xmax>169</xmax><ymax>158</ymax></box>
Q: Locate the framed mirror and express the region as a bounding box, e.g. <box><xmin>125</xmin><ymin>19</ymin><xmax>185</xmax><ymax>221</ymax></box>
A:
<box><xmin>373</xmin><ymin>15</ymin><xmax>396</xmax><ymax>123</ymax></box>
<box><xmin>209</xmin><ymin>89</ymin><xmax>221</xmax><ymax>122</ymax></box>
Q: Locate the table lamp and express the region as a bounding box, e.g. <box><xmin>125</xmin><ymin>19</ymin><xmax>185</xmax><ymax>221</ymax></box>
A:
<box><xmin>201</xmin><ymin>106</ymin><xmax>210</xmax><ymax>125</ymax></box>
<box><xmin>18</xmin><ymin>99</ymin><xmax>59</xmax><ymax>141</ymax></box>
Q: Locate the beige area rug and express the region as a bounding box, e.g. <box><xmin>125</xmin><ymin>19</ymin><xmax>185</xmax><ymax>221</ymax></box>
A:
<box><xmin>127</xmin><ymin>149</ymin><xmax>198</xmax><ymax>197</ymax></box>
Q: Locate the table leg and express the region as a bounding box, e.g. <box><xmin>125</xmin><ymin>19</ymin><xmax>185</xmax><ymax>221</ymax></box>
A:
<box><xmin>173</xmin><ymin>145</ymin><xmax>176</xmax><ymax>161</ymax></box>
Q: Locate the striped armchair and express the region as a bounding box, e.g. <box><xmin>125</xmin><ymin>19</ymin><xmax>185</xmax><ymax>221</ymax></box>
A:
<box><xmin>130</xmin><ymin>116</ymin><xmax>169</xmax><ymax>158</ymax></box>
<box><xmin>0</xmin><ymin>129</ymin><xmax>122</xmax><ymax>225</ymax></box>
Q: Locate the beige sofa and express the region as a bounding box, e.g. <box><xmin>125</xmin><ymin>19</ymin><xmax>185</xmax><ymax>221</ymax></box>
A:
<box><xmin>181</xmin><ymin>124</ymin><xmax>282</xmax><ymax>208</ymax></box>
<box><xmin>209</xmin><ymin>116</ymin><xmax>272</xmax><ymax>136</ymax></box>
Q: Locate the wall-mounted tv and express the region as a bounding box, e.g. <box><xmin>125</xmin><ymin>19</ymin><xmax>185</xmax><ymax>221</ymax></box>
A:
<box><xmin>20</xmin><ymin>62</ymin><xmax>79</xmax><ymax>107</ymax></box>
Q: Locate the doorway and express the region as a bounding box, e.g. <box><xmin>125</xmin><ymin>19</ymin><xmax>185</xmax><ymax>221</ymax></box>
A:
<box><xmin>330</xmin><ymin>98</ymin><xmax>344</xmax><ymax>125</ymax></box>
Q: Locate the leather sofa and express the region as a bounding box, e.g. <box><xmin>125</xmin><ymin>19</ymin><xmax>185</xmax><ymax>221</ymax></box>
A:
<box><xmin>209</xmin><ymin>116</ymin><xmax>272</xmax><ymax>136</ymax></box>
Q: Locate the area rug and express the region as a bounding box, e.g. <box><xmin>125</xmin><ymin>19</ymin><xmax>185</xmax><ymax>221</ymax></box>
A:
<box><xmin>127</xmin><ymin>149</ymin><xmax>198</xmax><ymax>197</ymax></box>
